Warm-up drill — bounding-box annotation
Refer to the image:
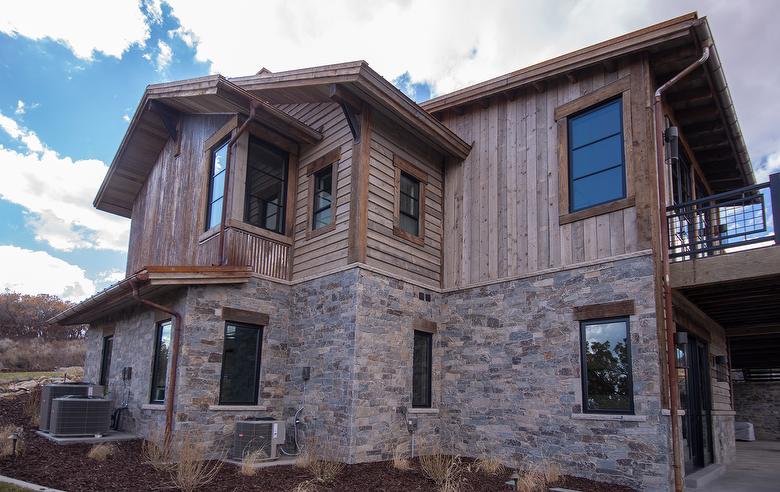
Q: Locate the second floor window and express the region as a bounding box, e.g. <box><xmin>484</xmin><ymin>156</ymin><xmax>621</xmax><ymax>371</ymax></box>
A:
<box><xmin>244</xmin><ymin>136</ymin><xmax>288</xmax><ymax>234</ymax></box>
<box><xmin>312</xmin><ymin>165</ymin><xmax>333</xmax><ymax>230</ymax></box>
<box><xmin>150</xmin><ymin>320</ymin><xmax>172</xmax><ymax>404</ymax></box>
<box><xmin>399</xmin><ymin>172</ymin><xmax>421</xmax><ymax>236</ymax></box>
<box><xmin>206</xmin><ymin>140</ymin><xmax>229</xmax><ymax>230</ymax></box>
<box><xmin>568</xmin><ymin>98</ymin><xmax>625</xmax><ymax>212</ymax></box>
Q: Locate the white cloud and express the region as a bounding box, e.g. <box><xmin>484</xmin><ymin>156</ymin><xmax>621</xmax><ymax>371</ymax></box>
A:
<box><xmin>14</xmin><ymin>100</ymin><xmax>25</xmax><ymax>115</ymax></box>
<box><xmin>95</xmin><ymin>269</ymin><xmax>125</xmax><ymax>289</ymax></box>
<box><xmin>156</xmin><ymin>40</ymin><xmax>173</xmax><ymax>72</ymax></box>
<box><xmin>0</xmin><ymin>0</ymin><xmax>149</xmax><ymax>59</ymax></box>
<box><xmin>0</xmin><ymin>245</ymin><xmax>96</xmax><ymax>301</ymax></box>
<box><xmin>0</xmin><ymin>112</ymin><xmax>129</xmax><ymax>252</ymax></box>
<box><xmin>122</xmin><ymin>114</ymin><xmax>131</xmax><ymax>122</ymax></box>
<box><xmin>754</xmin><ymin>151</ymin><xmax>780</xmax><ymax>183</ymax></box>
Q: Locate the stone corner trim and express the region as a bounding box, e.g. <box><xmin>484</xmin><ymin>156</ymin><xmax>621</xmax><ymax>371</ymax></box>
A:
<box><xmin>571</xmin><ymin>413</ymin><xmax>648</xmax><ymax>422</ymax></box>
<box><xmin>572</xmin><ymin>299</ymin><xmax>635</xmax><ymax>321</ymax></box>
<box><xmin>219</xmin><ymin>306</ymin><xmax>270</xmax><ymax>326</ymax></box>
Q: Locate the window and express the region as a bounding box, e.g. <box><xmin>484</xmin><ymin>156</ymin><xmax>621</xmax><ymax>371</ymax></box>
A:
<box><xmin>99</xmin><ymin>335</ymin><xmax>113</xmax><ymax>388</ymax></box>
<box><xmin>244</xmin><ymin>136</ymin><xmax>289</xmax><ymax>234</ymax></box>
<box><xmin>206</xmin><ymin>140</ymin><xmax>229</xmax><ymax>230</ymax></box>
<box><xmin>312</xmin><ymin>165</ymin><xmax>333</xmax><ymax>230</ymax></box>
<box><xmin>580</xmin><ymin>317</ymin><xmax>633</xmax><ymax>413</ymax></box>
<box><xmin>399</xmin><ymin>172</ymin><xmax>421</xmax><ymax>236</ymax></box>
<box><xmin>568</xmin><ymin>98</ymin><xmax>625</xmax><ymax>212</ymax></box>
<box><xmin>412</xmin><ymin>330</ymin><xmax>432</xmax><ymax>408</ymax></box>
<box><xmin>150</xmin><ymin>320</ymin><xmax>172</xmax><ymax>404</ymax></box>
<box><xmin>219</xmin><ymin>322</ymin><xmax>263</xmax><ymax>405</ymax></box>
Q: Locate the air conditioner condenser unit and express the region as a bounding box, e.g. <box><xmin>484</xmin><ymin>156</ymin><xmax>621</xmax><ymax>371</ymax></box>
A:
<box><xmin>48</xmin><ymin>396</ymin><xmax>112</xmax><ymax>437</ymax></box>
<box><xmin>39</xmin><ymin>383</ymin><xmax>103</xmax><ymax>432</ymax></box>
<box><xmin>231</xmin><ymin>418</ymin><xmax>287</xmax><ymax>461</ymax></box>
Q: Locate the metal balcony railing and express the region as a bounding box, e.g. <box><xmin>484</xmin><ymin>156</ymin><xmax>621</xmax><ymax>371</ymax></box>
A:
<box><xmin>667</xmin><ymin>173</ymin><xmax>779</xmax><ymax>260</ymax></box>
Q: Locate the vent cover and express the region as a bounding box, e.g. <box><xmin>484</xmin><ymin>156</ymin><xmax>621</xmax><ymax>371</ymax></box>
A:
<box><xmin>39</xmin><ymin>383</ymin><xmax>101</xmax><ymax>432</ymax></box>
<box><xmin>48</xmin><ymin>397</ymin><xmax>112</xmax><ymax>437</ymax></box>
<box><xmin>231</xmin><ymin>419</ymin><xmax>286</xmax><ymax>460</ymax></box>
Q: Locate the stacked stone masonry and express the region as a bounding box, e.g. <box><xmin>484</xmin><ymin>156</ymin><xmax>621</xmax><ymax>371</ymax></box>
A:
<box><xmin>85</xmin><ymin>252</ymin><xmax>672</xmax><ymax>491</ymax></box>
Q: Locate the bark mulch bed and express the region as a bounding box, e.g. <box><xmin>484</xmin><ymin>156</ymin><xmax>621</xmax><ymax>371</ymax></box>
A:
<box><xmin>1</xmin><ymin>391</ymin><xmax>637</xmax><ymax>491</ymax></box>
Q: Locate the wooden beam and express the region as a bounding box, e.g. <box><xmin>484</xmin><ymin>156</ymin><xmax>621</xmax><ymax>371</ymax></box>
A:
<box><xmin>670</xmin><ymin>246</ymin><xmax>780</xmax><ymax>289</ymax></box>
<box><xmin>147</xmin><ymin>100</ymin><xmax>180</xmax><ymax>142</ymax></box>
<box><xmin>573</xmin><ymin>300</ymin><xmax>635</xmax><ymax>321</ymax></box>
<box><xmin>347</xmin><ymin>104</ymin><xmax>372</xmax><ymax>264</ymax></box>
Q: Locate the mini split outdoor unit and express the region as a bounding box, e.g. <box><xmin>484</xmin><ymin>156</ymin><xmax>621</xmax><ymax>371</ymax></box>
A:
<box><xmin>48</xmin><ymin>396</ymin><xmax>112</xmax><ymax>437</ymax></box>
<box><xmin>39</xmin><ymin>383</ymin><xmax>103</xmax><ymax>432</ymax></box>
<box><xmin>231</xmin><ymin>418</ymin><xmax>287</xmax><ymax>461</ymax></box>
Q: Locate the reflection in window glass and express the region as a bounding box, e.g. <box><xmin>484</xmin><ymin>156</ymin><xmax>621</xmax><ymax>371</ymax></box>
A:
<box><xmin>150</xmin><ymin>320</ymin><xmax>172</xmax><ymax>403</ymax></box>
<box><xmin>412</xmin><ymin>330</ymin><xmax>432</xmax><ymax>408</ymax></box>
<box><xmin>219</xmin><ymin>322</ymin><xmax>263</xmax><ymax>405</ymax></box>
<box><xmin>206</xmin><ymin>141</ymin><xmax>229</xmax><ymax>230</ymax></box>
<box><xmin>581</xmin><ymin>318</ymin><xmax>632</xmax><ymax>413</ymax></box>
<box><xmin>568</xmin><ymin>98</ymin><xmax>625</xmax><ymax>212</ymax></box>
<box><xmin>399</xmin><ymin>172</ymin><xmax>420</xmax><ymax>236</ymax></box>
<box><xmin>312</xmin><ymin>165</ymin><xmax>333</xmax><ymax>229</ymax></box>
<box><xmin>244</xmin><ymin>136</ymin><xmax>288</xmax><ymax>234</ymax></box>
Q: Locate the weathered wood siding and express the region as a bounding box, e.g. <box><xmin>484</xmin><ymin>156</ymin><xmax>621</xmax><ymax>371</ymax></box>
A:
<box><xmin>440</xmin><ymin>57</ymin><xmax>657</xmax><ymax>288</ymax></box>
<box><xmin>126</xmin><ymin>114</ymin><xmax>231</xmax><ymax>275</ymax></box>
<box><xmin>366</xmin><ymin>112</ymin><xmax>444</xmax><ymax>287</ymax></box>
<box><xmin>281</xmin><ymin>102</ymin><xmax>354</xmax><ymax>280</ymax></box>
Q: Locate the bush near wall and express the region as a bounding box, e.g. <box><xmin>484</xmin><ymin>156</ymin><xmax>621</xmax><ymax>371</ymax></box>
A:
<box><xmin>0</xmin><ymin>337</ymin><xmax>86</xmax><ymax>371</ymax></box>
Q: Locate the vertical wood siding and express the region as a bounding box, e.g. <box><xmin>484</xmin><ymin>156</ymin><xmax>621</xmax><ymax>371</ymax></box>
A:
<box><xmin>441</xmin><ymin>57</ymin><xmax>656</xmax><ymax>289</ymax></box>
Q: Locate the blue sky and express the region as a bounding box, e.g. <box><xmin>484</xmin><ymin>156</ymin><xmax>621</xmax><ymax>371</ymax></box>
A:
<box><xmin>0</xmin><ymin>0</ymin><xmax>778</xmax><ymax>300</ymax></box>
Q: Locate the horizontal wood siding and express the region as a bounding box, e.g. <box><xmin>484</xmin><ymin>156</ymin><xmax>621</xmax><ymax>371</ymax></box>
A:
<box><xmin>440</xmin><ymin>57</ymin><xmax>655</xmax><ymax>288</ymax></box>
<box><xmin>126</xmin><ymin>114</ymin><xmax>231</xmax><ymax>275</ymax></box>
<box><xmin>366</xmin><ymin>112</ymin><xmax>444</xmax><ymax>287</ymax></box>
<box><xmin>283</xmin><ymin>103</ymin><xmax>353</xmax><ymax>280</ymax></box>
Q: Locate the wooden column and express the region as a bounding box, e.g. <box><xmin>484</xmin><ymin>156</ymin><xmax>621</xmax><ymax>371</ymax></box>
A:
<box><xmin>348</xmin><ymin>105</ymin><xmax>372</xmax><ymax>264</ymax></box>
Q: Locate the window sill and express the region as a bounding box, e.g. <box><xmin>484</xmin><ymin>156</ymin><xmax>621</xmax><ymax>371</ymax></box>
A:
<box><xmin>661</xmin><ymin>409</ymin><xmax>687</xmax><ymax>416</ymax></box>
<box><xmin>208</xmin><ymin>405</ymin><xmax>268</xmax><ymax>411</ymax></box>
<box><xmin>559</xmin><ymin>196</ymin><xmax>635</xmax><ymax>225</ymax></box>
<box><xmin>408</xmin><ymin>408</ymin><xmax>439</xmax><ymax>415</ymax></box>
<box><xmin>392</xmin><ymin>226</ymin><xmax>425</xmax><ymax>246</ymax></box>
<box><xmin>198</xmin><ymin>226</ymin><xmax>221</xmax><ymax>244</ymax></box>
<box><xmin>305</xmin><ymin>222</ymin><xmax>336</xmax><ymax>240</ymax></box>
<box><xmin>571</xmin><ymin>413</ymin><xmax>647</xmax><ymax>422</ymax></box>
<box><xmin>141</xmin><ymin>404</ymin><xmax>165</xmax><ymax>411</ymax></box>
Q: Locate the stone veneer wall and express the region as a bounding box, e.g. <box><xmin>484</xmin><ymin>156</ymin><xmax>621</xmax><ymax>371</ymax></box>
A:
<box><xmin>734</xmin><ymin>381</ymin><xmax>780</xmax><ymax>441</ymax></box>
<box><xmin>83</xmin><ymin>252</ymin><xmax>672</xmax><ymax>490</ymax></box>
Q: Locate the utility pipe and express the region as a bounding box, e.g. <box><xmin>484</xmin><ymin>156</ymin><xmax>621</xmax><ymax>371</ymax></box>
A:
<box><xmin>217</xmin><ymin>102</ymin><xmax>258</xmax><ymax>266</ymax></box>
<box><xmin>129</xmin><ymin>278</ymin><xmax>182</xmax><ymax>445</ymax></box>
<box><xmin>653</xmin><ymin>46</ymin><xmax>710</xmax><ymax>492</ymax></box>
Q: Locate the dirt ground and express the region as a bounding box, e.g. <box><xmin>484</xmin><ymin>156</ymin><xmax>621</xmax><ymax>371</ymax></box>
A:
<box><xmin>0</xmin><ymin>390</ymin><xmax>637</xmax><ymax>491</ymax></box>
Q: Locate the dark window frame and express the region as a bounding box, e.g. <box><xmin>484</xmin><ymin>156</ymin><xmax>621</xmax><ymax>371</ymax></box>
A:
<box><xmin>399</xmin><ymin>172</ymin><xmax>421</xmax><ymax>236</ymax></box>
<box><xmin>205</xmin><ymin>138</ymin><xmax>230</xmax><ymax>231</ymax></box>
<box><xmin>412</xmin><ymin>330</ymin><xmax>433</xmax><ymax>409</ymax></box>
<box><xmin>567</xmin><ymin>97</ymin><xmax>626</xmax><ymax>213</ymax></box>
<box><xmin>150</xmin><ymin>319</ymin><xmax>172</xmax><ymax>404</ymax></box>
<box><xmin>579</xmin><ymin>316</ymin><xmax>634</xmax><ymax>415</ymax></box>
<box><xmin>311</xmin><ymin>164</ymin><xmax>334</xmax><ymax>231</ymax></box>
<box><xmin>243</xmin><ymin>135</ymin><xmax>290</xmax><ymax>235</ymax></box>
<box><xmin>99</xmin><ymin>335</ymin><xmax>113</xmax><ymax>388</ymax></box>
<box><xmin>218</xmin><ymin>321</ymin><xmax>264</xmax><ymax>406</ymax></box>
<box><xmin>392</xmin><ymin>154</ymin><xmax>427</xmax><ymax>245</ymax></box>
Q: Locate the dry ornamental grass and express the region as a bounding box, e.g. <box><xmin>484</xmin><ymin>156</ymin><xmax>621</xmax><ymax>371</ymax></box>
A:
<box><xmin>169</xmin><ymin>430</ymin><xmax>225</xmax><ymax>492</ymax></box>
<box><xmin>515</xmin><ymin>460</ymin><xmax>561</xmax><ymax>492</ymax></box>
<box><xmin>0</xmin><ymin>425</ymin><xmax>24</xmax><ymax>458</ymax></box>
<box><xmin>474</xmin><ymin>456</ymin><xmax>505</xmax><ymax>475</ymax></box>
<box><xmin>390</xmin><ymin>443</ymin><xmax>413</xmax><ymax>471</ymax></box>
<box><xmin>87</xmin><ymin>443</ymin><xmax>115</xmax><ymax>461</ymax></box>
<box><xmin>141</xmin><ymin>431</ymin><xmax>174</xmax><ymax>472</ymax></box>
<box><xmin>240</xmin><ymin>447</ymin><xmax>269</xmax><ymax>476</ymax></box>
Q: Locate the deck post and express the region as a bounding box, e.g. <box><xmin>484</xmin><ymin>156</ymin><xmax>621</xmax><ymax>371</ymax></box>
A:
<box><xmin>771</xmin><ymin>173</ymin><xmax>780</xmax><ymax>245</ymax></box>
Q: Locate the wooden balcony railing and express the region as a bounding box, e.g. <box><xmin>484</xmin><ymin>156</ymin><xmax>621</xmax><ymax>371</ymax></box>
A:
<box><xmin>197</xmin><ymin>226</ymin><xmax>291</xmax><ymax>280</ymax></box>
<box><xmin>667</xmin><ymin>173</ymin><xmax>779</xmax><ymax>260</ymax></box>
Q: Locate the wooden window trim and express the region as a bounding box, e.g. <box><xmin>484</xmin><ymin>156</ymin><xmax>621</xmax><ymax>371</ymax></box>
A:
<box><xmin>573</xmin><ymin>300</ymin><xmax>635</xmax><ymax>321</ymax></box>
<box><xmin>556</xmin><ymin>76</ymin><xmax>635</xmax><ymax>224</ymax></box>
<box><xmin>220</xmin><ymin>307</ymin><xmax>270</xmax><ymax>326</ymax></box>
<box><xmin>412</xmin><ymin>318</ymin><xmax>438</xmax><ymax>334</ymax></box>
<box><xmin>306</xmin><ymin>148</ymin><xmax>341</xmax><ymax>239</ymax></box>
<box><xmin>393</xmin><ymin>154</ymin><xmax>428</xmax><ymax>246</ymax></box>
<box><xmin>199</xmin><ymin>116</ymin><xmax>239</xmax><ymax>234</ymax></box>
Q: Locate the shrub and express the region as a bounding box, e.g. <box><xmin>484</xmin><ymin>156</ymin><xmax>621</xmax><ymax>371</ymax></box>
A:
<box><xmin>514</xmin><ymin>460</ymin><xmax>561</xmax><ymax>492</ymax></box>
<box><xmin>419</xmin><ymin>451</ymin><xmax>468</xmax><ymax>492</ymax></box>
<box><xmin>292</xmin><ymin>479</ymin><xmax>318</xmax><ymax>492</ymax></box>
<box><xmin>87</xmin><ymin>443</ymin><xmax>115</xmax><ymax>461</ymax></box>
<box><xmin>169</xmin><ymin>430</ymin><xmax>225</xmax><ymax>492</ymax></box>
<box><xmin>0</xmin><ymin>425</ymin><xmax>24</xmax><ymax>458</ymax></box>
<box><xmin>391</xmin><ymin>443</ymin><xmax>413</xmax><ymax>471</ymax></box>
<box><xmin>474</xmin><ymin>456</ymin><xmax>505</xmax><ymax>475</ymax></box>
<box><xmin>0</xmin><ymin>337</ymin><xmax>85</xmax><ymax>372</ymax></box>
<box><xmin>239</xmin><ymin>447</ymin><xmax>268</xmax><ymax>476</ymax></box>
<box><xmin>23</xmin><ymin>388</ymin><xmax>40</xmax><ymax>427</ymax></box>
<box><xmin>298</xmin><ymin>437</ymin><xmax>344</xmax><ymax>484</ymax></box>
<box><xmin>141</xmin><ymin>430</ymin><xmax>174</xmax><ymax>472</ymax></box>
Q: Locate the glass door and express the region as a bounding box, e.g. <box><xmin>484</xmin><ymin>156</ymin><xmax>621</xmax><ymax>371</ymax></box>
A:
<box><xmin>679</xmin><ymin>332</ymin><xmax>713</xmax><ymax>472</ymax></box>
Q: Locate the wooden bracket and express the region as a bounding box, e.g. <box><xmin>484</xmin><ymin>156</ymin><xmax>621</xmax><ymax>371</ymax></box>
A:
<box><xmin>329</xmin><ymin>84</ymin><xmax>363</xmax><ymax>142</ymax></box>
<box><xmin>147</xmin><ymin>100</ymin><xmax>180</xmax><ymax>142</ymax></box>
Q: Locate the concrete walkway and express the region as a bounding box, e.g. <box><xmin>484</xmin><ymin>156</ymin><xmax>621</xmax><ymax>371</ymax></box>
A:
<box><xmin>706</xmin><ymin>441</ymin><xmax>780</xmax><ymax>492</ymax></box>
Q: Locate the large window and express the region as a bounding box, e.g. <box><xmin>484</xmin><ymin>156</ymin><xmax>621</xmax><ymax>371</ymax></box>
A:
<box><xmin>99</xmin><ymin>335</ymin><xmax>113</xmax><ymax>388</ymax></box>
<box><xmin>568</xmin><ymin>98</ymin><xmax>625</xmax><ymax>212</ymax></box>
<box><xmin>412</xmin><ymin>330</ymin><xmax>432</xmax><ymax>408</ymax></box>
<box><xmin>399</xmin><ymin>172</ymin><xmax>421</xmax><ymax>236</ymax></box>
<box><xmin>206</xmin><ymin>140</ymin><xmax>229</xmax><ymax>230</ymax></box>
<box><xmin>580</xmin><ymin>317</ymin><xmax>633</xmax><ymax>414</ymax></box>
<box><xmin>219</xmin><ymin>322</ymin><xmax>263</xmax><ymax>405</ymax></box>
<box><xmin>312</xmin><ymin>165</ymin><xmax>333</xmax><ymax>230</ymax></box>
<box><xmin>150</xmin><ymin>320</ymin><xmax>172</xmax><ymax>404</ymax></box>
<box><xmin>244</xmin><ymin>136</ymin><xmax>289</xmax><ymax>234</ymax></box>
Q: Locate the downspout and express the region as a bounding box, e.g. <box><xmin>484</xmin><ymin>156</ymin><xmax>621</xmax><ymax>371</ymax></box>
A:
<box><xmin>653</xmin><ymin>46</ymin><xmax>710</xmax><ymax>492</ymax></box>
<box><xmin>217</xmin><ymin>102</ymin><xmax>258</xmax><ymax>266</ymax></box>
<box><xmin>129</xmin><ymin>278</ymin><xmax>182</xmax><ymax>445</ymax></box>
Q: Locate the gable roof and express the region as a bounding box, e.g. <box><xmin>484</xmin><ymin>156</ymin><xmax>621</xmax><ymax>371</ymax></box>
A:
<box><xmin>420</xmin><ymin>12</ymin><xmax>754</xmax><ymax>190</ymax></box>
<box><xmin>230</xmin><ymin>61</ymin><xmax>472</xmax><ymax>159</ymax></box>
<box><xmin>94</xmin><ymin>75</ymin><xmax>322</xmax><ymax>218</ymax></box>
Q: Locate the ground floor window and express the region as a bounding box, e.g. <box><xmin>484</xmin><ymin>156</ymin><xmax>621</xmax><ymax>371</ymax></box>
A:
<box><xmin>219</xmin><ymin>322</ymin><xmax>263</xmax><ymax>405</ymax></box>
<box><xmin>412</xmin><ymin>330</ymin><xmax>432</xmax><ymax>408</ymax></box>
<box><xmin>150</xmin><ymin>320</ymin><xmax>172</xmax><ymax>404</ymax></box>
<box><xmin>580</xmin><ymin>317</ymin><xmax>633</xmax><ymax>413</ymax></box>
<box><xmin>99</xmin><ymin>335</ymin><xmax>113</xmax><ymax>387</ymax></box>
